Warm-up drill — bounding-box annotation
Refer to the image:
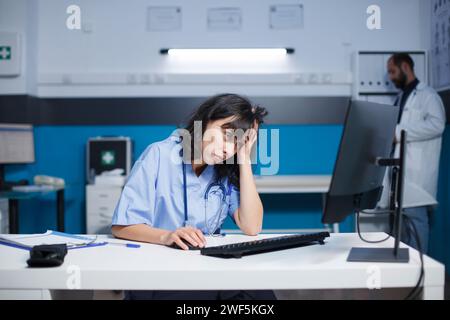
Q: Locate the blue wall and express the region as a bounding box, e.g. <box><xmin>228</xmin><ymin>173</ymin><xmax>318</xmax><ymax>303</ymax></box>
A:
<box><xmin>222</xmin><ymin>124</ymin><xmax>351</xmax><ymax>231</ymax></box>
<box><xmin>5</xmin><ymin>124</ymin><xmax>449</xmax><ymax>269</ymax></box>
<box><xmin>5</xmin><ymin>124</ymin><xmax>355</xmax><ymax>234</ymax></box>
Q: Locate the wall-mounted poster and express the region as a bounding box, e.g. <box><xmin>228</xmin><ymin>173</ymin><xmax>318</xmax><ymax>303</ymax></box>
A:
<box><xmin>147</xmin><ymin>6</ymin><xmax>182</xmax><ymax>31</ymax></box>
<box><xmin>207</xmin><ymin>8</ymin><xmax>242</xmax><ymax>31</ymax></box>
<box><xmin>431</xmin><ymin>0</ymin><xmax>450</xmax><ymax>90</ymax></box>
<box><xmin>269</xmin><ymin>4</ymin><xmax>304</xmax><ymax>30</ymax></box>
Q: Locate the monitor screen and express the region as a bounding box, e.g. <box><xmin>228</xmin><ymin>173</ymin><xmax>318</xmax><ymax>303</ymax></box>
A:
<box><xmin>0</xmin><ymin>123</ymin><xmax>35</xmax><ymax>164</ymax></box>
<box><xmin>87</xmin><ymin>138</ymin><xmax>130</xmax><ymax>183</ymax></box>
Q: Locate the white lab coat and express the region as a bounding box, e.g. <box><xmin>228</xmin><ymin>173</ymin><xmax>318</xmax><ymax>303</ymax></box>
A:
<box><xmin>379</xmin><ymin>82</ymin><xmax>446</xmax><ymax>209</ymax></box>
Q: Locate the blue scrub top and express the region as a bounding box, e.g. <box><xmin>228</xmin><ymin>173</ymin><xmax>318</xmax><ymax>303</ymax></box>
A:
<box><xmin>111</xmin><ymin>134</ymin><xmax>240</xmax><ymax>234</ymax></box>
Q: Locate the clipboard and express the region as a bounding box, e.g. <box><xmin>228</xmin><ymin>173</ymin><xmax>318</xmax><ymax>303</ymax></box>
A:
<box><xmin>0</xmin><ymin>230</ymin><xmax>108</xmax><ymax>251</ymax></box>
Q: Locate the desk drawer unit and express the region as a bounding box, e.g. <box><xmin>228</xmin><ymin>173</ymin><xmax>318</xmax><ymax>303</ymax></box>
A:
<box><xmin>86</xmin><ymin>185</ymin><xmax>122</xmax><ymax>234</ymax></box>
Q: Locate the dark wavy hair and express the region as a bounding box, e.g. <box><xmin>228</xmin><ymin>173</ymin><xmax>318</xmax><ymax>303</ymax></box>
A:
<box><xmin>183</xmin><ymin>94</ymin><xmax>268</xmax><ymax>189</ymax></box>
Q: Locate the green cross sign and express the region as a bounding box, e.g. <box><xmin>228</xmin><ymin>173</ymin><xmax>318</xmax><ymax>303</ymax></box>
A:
<box><xmin>0</xmin><ymin>46</ymin><xmax>11</xmax><ymax>60</ymax></box>
<box><xmin>101</xmin><ymin>150</ymin><xmax>116</xmax><ymax>166</ymax></box>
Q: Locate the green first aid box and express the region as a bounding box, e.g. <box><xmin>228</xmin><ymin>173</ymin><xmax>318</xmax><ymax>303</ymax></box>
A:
<box><xmin>87</xmin><ymin>137</ymin><xmax>133</xmax><ymax>184</ymax></box>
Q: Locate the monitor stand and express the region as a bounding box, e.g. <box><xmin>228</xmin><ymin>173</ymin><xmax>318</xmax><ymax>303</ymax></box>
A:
<box><xmin>347</xmin><ymin>130</ymin><xmax>410</xmax><ymax>263</ymax></box>
<box><xmin>347</xmin><ymin>247</ymin><xmax>409</xmax><ymax>263</ymax></box>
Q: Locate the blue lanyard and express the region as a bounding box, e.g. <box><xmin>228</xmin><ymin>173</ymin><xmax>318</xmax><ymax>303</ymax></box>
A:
<box><xmin>182</xmin><ymin>163</ymin><xmax>188</xmax><ymax>225</ymax></box>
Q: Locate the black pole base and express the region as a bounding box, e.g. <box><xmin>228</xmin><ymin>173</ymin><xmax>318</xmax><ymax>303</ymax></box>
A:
<box><xmin>347</xmin><ymin>247</ymin><xmax>410</xmax><ymax>263</ymax></box>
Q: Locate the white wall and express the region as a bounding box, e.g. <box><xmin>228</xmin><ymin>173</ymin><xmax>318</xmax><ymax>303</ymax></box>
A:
<box><xmin>26</xmin><ymin>0</ymin><xmax>39</xmax><ymax>96</ymax></box>
<box><xmin>0</xmin><ymin>0</ymin><xmax>433</xmax><ymax>96</ymax></box>
<box><xmin>419</xmin><ymin>0</ymin><xmax>433</xmax><ymax>88</ymax></box>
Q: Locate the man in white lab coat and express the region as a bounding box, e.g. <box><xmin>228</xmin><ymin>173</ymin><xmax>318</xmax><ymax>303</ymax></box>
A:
<box><xmin>379</xmin><ymin>53</ymin><xmax>446</xmax><ymax>253</ymax></box>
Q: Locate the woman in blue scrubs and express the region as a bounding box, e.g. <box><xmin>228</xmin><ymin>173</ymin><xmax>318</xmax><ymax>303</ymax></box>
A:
<box><xmin>111</xmin><ymin>93</ymin><xmax>274</xmax><ymax>300</ymax></box>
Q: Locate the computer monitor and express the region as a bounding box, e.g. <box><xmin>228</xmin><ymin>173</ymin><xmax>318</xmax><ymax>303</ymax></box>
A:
<box><xmin>322</xmin><ymin>100</ymin><xmax>398</xmax><ymax>224</ymax></box>
<box><xmin>0</xmin><ymin>123</ymin><xmax>35</xmax><ymax>190</ymax></box>
<box><xmin>86</xmin><ymin>137</ymin><xmax>132</xmax><ymax>184</ymax></box>
<box><xmin>321</xmin><ymin>100</ymin><xmax>409</xmax><ymax>263</ymax></box>
<box><xmin>0</xmin><ymin>123</ymin><xmax>35</xmax><ymax>164</ymax></box>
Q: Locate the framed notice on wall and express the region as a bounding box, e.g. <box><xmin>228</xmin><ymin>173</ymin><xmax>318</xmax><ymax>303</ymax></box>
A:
<box><xmin>431</xmin><ymin>0</ymin><xmax>450</xmax><ymax>90</ymax></box>
<box><xmin>147</xmin><ymin>6</ymin><xmax>182</xmax><ymax>31</ymax></box>
<box><xmin>207</xmin><ymin>8</ymin><xmax>242</xmax><ymax>31</ymax></box>
<box><xmin>269</xmin><ymin>4</ymin><xmax>304</xmax><ymax>30</ymax></box>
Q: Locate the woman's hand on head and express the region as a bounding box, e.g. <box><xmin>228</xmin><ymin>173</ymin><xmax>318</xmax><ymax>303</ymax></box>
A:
<box><xmin>160</xmin><ymin>226</ymin><xmax>207</xmax><ymax>250</ymax></box>
<box><xmin>237</xmin><ymin>120</ymin><xmax>259</xmax><ymax>165</ymax></box>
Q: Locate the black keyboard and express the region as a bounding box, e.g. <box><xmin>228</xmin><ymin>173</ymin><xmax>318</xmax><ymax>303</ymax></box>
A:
<box><xmin>200</xmin><ymin>232</ymin><xmax>330</xmax><ymax>258</ymax></box>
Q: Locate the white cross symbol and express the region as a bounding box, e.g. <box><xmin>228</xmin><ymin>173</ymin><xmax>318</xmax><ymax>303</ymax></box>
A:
<box><xmin>102</xmin><ymin>152</ymin><xmax>114</xmax><ymax>165</ymax></box>
<box><xmin>0</xmin><ymin>47</ymin><xmax>10</xmax><ymax>59</ymax></box>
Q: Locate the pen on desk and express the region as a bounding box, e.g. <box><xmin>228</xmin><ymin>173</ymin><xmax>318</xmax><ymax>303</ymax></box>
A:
<box><xmin>107</xmin><ymin>242</ymin><xmax>140</xmax><ymax>248</ymax></box>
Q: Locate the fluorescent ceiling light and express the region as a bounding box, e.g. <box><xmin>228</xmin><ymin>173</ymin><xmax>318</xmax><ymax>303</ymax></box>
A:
<box><xmin>160</xmin><ymin>48</ymin><xmax>294</xmax><ymax>58</ymax></box>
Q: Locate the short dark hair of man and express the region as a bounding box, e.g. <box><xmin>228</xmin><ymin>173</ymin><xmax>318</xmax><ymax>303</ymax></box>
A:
<box><xmin>390</xmin><ymin>53</ymin><xmax>415</xmax><ymax>71</ymax></box>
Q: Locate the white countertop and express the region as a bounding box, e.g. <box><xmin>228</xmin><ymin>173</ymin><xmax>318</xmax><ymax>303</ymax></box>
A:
<box><xmin>0</xmin><ymin>233</ymin><xmax>444</xmax><ymax>298</ymax></box>
<box><xmin>254</xmin><ymin>175</ymin><xmax>331</xmax><ymax>193</ymax></box>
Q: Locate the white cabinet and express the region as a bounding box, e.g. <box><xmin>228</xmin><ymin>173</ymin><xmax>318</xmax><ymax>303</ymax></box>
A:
<box><xmin>0</xmin><ymin>199</ymin><xmax>8</xmax><ymax>234</ymax></box>
<box><xmin>86</xmin><ymin>185</ymin><xmax>122</xmax><ymax>234</ymax></box>
<box><xmin>354</xmin><ymin>50</ymin><xmax>427</xmax><ymax>98</ymax></box>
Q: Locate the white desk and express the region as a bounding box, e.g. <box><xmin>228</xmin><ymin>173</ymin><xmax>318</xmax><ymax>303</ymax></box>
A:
<box><xmin>0</xmin><ymin>233</ymin><xmax>444</xmax><ymax>300</ymax></box>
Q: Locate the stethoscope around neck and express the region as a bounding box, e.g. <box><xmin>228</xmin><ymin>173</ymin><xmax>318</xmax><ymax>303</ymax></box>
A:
<box><xmin>180</xmin><ymin>149</ymin><xmax>231</xmax><ymax>236</ymax></box>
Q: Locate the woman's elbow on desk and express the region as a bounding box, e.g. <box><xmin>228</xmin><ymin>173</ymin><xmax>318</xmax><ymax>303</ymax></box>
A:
<box><xmin>242</xmin><ymin>227</ymin><xmax>262</xmax><ymax>237</ymax></box>
<box><xmin>234</xmin><ymin>211</ymin><xmax>263</xmax><ymax>236</ymax></box>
